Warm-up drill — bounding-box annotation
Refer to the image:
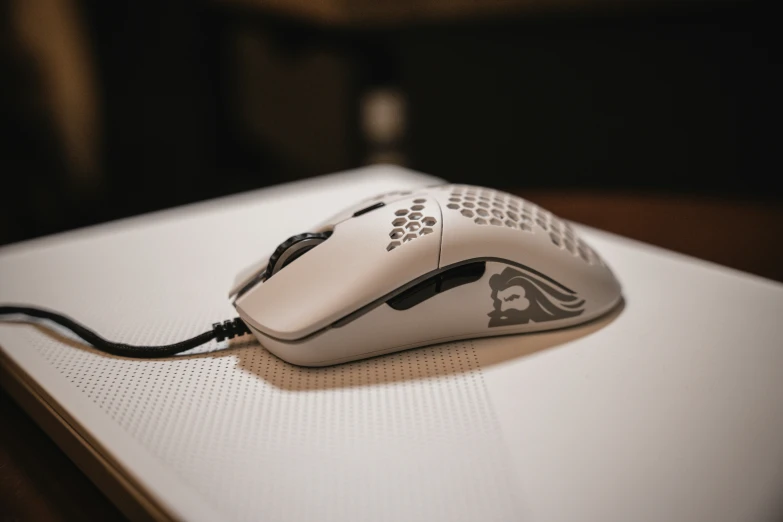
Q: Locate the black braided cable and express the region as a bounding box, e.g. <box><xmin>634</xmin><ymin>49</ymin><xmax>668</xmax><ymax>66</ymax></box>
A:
<box><xmin>0</xmin><ymin>305</ymin><xmax>250</xmax><ymax>358</ymax></box>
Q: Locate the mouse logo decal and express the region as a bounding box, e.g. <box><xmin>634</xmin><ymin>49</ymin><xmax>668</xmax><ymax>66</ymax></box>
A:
<box><xmin>488</xmin><ymin>267</ymin><xmax>585</xmax><ymax>327</ymax></box>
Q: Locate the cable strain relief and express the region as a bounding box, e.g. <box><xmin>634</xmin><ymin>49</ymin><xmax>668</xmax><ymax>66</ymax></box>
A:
<box><xmin>213</xmin><ymin>318</ymin><xmax>251</xmax><ymax>342</ymax></box>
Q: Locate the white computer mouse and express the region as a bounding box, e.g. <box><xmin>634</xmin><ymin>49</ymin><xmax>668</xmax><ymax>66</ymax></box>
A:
<box><xmin>230</xmin><ymin>184</ymin><xmax>622</xmax><ymax>366</ymax></box>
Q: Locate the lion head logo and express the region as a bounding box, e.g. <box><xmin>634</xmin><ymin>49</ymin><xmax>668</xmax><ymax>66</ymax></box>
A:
<box><xmin>488</xmin><ymin>267</ymin><xmax>585</xmax><ymax>327</ymax></box>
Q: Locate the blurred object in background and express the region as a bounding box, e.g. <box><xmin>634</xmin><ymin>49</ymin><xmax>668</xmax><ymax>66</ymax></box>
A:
<box><xmin>0</xmin><ymin>0</ymin><xmax>101</xmax><ymax>245</ymax></box>
<box><xmin>361</xmin><ymin>87</ymin><xmax>407</xmax><ymax>166</ymax></box>
<box><xmin>14</xmin><ymin>0</ymin><xmax>100</xmax><ymax>188</ymax></box>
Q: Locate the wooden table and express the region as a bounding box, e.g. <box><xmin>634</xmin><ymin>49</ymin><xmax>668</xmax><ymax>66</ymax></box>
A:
<box><xmin>1</xmin><ymin>191</ymin><xmax>781</xmax><ymax>520</ymax></box>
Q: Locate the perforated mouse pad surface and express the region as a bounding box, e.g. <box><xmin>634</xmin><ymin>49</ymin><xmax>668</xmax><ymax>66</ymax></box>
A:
<box><xmin>33</xmin><ymin>336</ymin><xmax>517</xmax><ymax>521</ymax></box>
<box><xmin>2</xmin><ymin>166</ymin><xmax>783</xmax><ymax>522</ymax></box>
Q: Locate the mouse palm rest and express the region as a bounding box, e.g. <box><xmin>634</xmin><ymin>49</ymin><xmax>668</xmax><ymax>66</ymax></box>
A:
<box><xmin>232</xmin><ymin>185</ymin><xmax>622</xmax><ymax>366</ymax></box>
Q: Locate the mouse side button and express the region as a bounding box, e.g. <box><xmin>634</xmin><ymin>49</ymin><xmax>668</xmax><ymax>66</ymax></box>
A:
<box><xmin>439</xmin><ymin>262</ymin><xmax>486</xmax><ymax>292</ymax></box>
<box><xmin>387</xmin><ymin>277</ymin><xmax>439</xmax><ymax>311</ymax></box>
<box><xmin>386</xmin><ymin>261</ymin><xmax>486</xmax><ymax>311</ymax></box>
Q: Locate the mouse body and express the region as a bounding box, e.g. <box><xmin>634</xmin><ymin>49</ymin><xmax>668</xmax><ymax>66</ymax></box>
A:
<box><xmin>231</xmin><ymin>184</ymin><xmax>622</xmax><ymax>366</ymax></box>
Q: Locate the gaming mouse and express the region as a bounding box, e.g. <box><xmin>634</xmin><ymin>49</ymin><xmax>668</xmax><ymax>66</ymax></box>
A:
<box><xmin>230</xmin><ymin>184</ymin><xmax>622</xmax><ymax>366</ymax></box>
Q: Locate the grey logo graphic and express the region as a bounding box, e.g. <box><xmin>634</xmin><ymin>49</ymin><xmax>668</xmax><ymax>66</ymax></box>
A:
<box><xmin>488</xmin><ymin>267</ymin><xmax>585</xmax><ymax>327</ymax></box>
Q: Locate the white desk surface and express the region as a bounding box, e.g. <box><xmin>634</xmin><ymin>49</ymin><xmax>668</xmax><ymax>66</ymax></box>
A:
<box><xmin>1</xmin><ymin>165</ymin><xmax>782</xmax><ymax>522</ymax></box>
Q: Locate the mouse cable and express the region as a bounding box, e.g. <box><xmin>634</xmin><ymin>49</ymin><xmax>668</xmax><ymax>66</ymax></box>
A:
<box><xmin>0</xmin><ymin>305</ymin><xmax>251</xmax><ymax>358</ymax></box>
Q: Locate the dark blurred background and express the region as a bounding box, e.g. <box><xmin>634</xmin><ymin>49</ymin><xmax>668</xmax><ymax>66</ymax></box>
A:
<box><xmin>0</xmin><ymin>3</ymin><xmax>782</xmax><ymax>518</ymax></box>
<box><xmin>0</xmin><ymin>0</ymin><xmax>781</xmax><ymax>279</ymax></box>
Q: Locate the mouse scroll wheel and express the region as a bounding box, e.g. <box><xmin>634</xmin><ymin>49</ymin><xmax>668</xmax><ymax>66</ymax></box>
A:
<box><xmin>265</xmin><ymin>232</ymin><xmax>332</xmax><ymax>280</ymax></box>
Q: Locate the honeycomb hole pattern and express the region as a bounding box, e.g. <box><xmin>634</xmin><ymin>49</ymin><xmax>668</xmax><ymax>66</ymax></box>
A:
<box><xmin>444</xmin><ymin>185</ymin><xmax>600</xmax><ymax>265</ymax></box>
<box><xmin>387</xmin><ymin>200</ymin><xmax>437</xmax><ymax>251</ymax></box>
<box><xmin>547</xmin><ymin>221</ymin><xmax>601</xmax><ymax>265</ymax></box>
<box><xmin>447</xmin><ymin>186</ymin><xmax>534</xmax><ymax>233</ymax></box>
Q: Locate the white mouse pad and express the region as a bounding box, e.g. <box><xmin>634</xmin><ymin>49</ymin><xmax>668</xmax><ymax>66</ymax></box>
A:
<box><xmin>1</xmin><ymin>165</ymin><xmax>782</xmax><ymax>522</ymax></box>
